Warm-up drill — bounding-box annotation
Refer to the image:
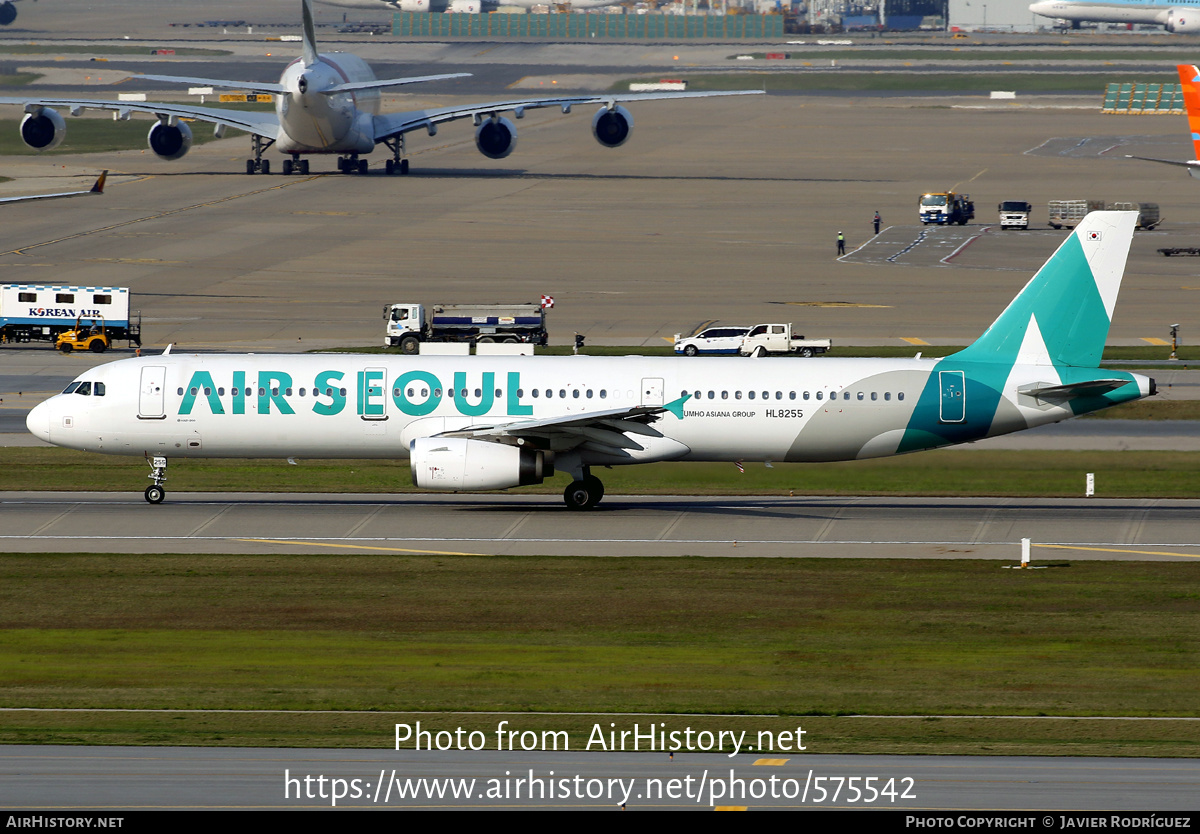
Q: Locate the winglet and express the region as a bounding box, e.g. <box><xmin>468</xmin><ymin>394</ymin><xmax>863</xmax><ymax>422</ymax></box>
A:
<box><xmin>663</xmin><ymin>393</ymin><xmax>691</xmax><ymax>420</ymax></box>
<box><xmin>301</xmin><ymin>0</ymin><xmax>319</xmax><ymax>67</ymax></box>
<box><xmin>89</xmin><ymin>170</ymin><xmax>107</xmax><ymax>194</ymax></box>
<box><xmin>1179</xmin><ymin>65</ymin><xmax>1200</xmax><ymax>161</ymax></box>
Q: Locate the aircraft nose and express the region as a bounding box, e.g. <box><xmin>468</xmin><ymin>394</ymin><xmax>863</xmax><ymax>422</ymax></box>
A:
<box><xmin>26</xmin><ymin>398</ymin><xmax>52</xmax><ymax>443</ymax></box>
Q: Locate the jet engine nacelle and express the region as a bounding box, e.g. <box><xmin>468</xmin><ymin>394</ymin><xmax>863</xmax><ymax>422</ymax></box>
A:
<box><xmin>19</xmin><ymin>108</ymin><xmax>66</xmax><ymax>152</ymax></box>
<box><xmin>1166</xmin><ymin>8</ymin><xmax>1200</xmax><ymax>31</ymax></box>
<box><xmin>475</xmin><ymin>116</ymin><xmax>517</xmax><ymax>160</ymax></box>
<box><xmin>0</xmin><ymin>2</ymin><xmax>17</xmax><ymax>25</ymax></box>
<box><xmin>147</xmin><ymin>120</ymin><xmax>193</xmax><ymax>161</ymax></box>
<box><xmin>410</xmin><ymin>437</ymin><xmax>552</xmax><ymax>491</ymax></box>
<box><xmin>447</xmin><ymin>0</ymin><xmax>481</xmax><ymax>11</ymax></box>
<box><xmin>592</xmin><ymin>105</ymin><xmax>634</xmax><ymax>149</ymax></box>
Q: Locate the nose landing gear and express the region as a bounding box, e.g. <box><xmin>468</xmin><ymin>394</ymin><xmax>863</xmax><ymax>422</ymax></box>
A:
<box><xmin>144</xmin><ymin>455</ymin><xmax>167</xmax><ymax>504</ymax></box>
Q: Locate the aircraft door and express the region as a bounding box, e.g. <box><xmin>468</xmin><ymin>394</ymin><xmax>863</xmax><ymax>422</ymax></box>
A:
<box><xmin>641</xmin><ymin>378</ymin><xmax>664</xmax><ymax>407</ymax></box>
<box><xmin>360</xmin><ymin>367</ymin><xmax>388</xmax><ymax>421</ymax></box>
<box><xmin>138</xmin><ymin>366</ymin><xmax>166</xmax><ymax>419</ymax></box>
<box><xmin>939</xmin><ymin>370</ymin><xmax>965</xmax><ymax>423</ymax></box>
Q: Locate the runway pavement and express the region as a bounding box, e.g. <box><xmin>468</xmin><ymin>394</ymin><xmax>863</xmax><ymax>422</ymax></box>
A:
<box><xmin>2</xmin><ymin>745</ymin><xmax>1199</xmax><ymax>810</ymax></box>
<box><xmin>1</xmin><ymin>492</ymin><xmax>1197</xmax><ymax>559</ymax></box>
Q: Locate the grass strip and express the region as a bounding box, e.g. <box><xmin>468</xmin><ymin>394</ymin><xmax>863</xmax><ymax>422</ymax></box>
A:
<box><xmin>0</xmin><ymin>556</ymin><xmax>1197</xmax><ymax>753</ymax></box>
<box><xmin>1</xmin><ymin>448</ymin><xmax>1198</xmax><ymax>496</ymax></box>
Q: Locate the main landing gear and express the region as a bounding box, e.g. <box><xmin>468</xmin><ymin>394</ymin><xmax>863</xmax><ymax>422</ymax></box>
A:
<box><xmin>563</xmin><ymin>467</ymin><xmax>604</xmax><ymax>511</ymax></box>
<box><xmin>337</xmin><ymin>155</ymin><xmax>370</xmax><ymax>175</ymax></box>
<box><xmin>381</xmin><ymin>134</ymin><xmax>410</xmax><ymax>176</ymax></box>
<box><xmin>144</xmin><ymin>455</ymin><xmax>167</xmax><ymax>504</ymax></box>
<box><xmin>245</xmin><ymin>134</ymin><xmax>275</xmax><ymax>174</ymax></box>
<box><xmin>282</xmin><ymin>156</ymin><xmax>310</xmax><ymax>175</ymax></box>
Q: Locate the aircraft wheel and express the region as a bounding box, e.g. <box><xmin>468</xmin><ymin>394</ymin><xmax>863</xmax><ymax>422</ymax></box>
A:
<box><xmin>282</xmin><ymin>160</ymin><xmax>294</xmax><ymax>176</ymax></box>
<box><xmin>400</xmin><ymin>159</ymin><xmax>409</xmax><ymax>175</ymax></box>
<box><xmin>145</xmin><ymin>485</ymin><xmax>165</xmax><ymax>505</ymax></box>
<box><xmin>385</xmin><ymin>159</ymin><xmax>394</xmax><ymax>175</ymax></box>
<box><xmin>564</xmin><ymin>478</ymin><xmax>601</xmax><ymax>510</ymax></box>
<box><xmin>246</xmin><ymin>160</ymin><xmax>255</xmax><ymax>175</ymax></box>
<box><xmin>358</xmin><ymin>159</ymin><xmax>368</xmax><ymax>175</ymax></box>
<box><xmin>260</xmin><ymin>159</ymin><xmax>270</xmax><ymax>175</ymax></box>
<box><xmin>299</xmin><ymin>159</ymin><xmax>309</xmax><ymax>175</ymax></box>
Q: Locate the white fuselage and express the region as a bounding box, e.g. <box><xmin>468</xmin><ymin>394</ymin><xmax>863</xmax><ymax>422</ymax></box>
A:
<box><xmin>25</xmin><ymin>353</ymin><xmax>1150</xmax><ymax>469</ymax></box>
<box><xmin>276</xmin><ymin>53</ymin><xmax>379</xmax><ymax>154</ymax></box>
<box><xmin>1029</xmin><ymin>0</ymin><xmax>1182</xmax><ymax>24</ymax></box>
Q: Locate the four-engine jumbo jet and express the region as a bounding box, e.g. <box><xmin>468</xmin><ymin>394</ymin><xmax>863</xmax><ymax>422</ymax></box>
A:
<box><xmin>0</xmin><ymin>0</ymin><xmax>761</xmax><ymax>175</ymax></box>
<box><xmin>27</xmin><ymin>212</ymin><xmax>1155</xmax><ymax>510</ymax></box>
<box><xmin>1126</xmin><ymin>64</ymin><xmax>1200</xmax><ymax>177</ymax></box>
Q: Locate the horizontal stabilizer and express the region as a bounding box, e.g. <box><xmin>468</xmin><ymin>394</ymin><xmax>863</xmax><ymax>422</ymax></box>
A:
<box><xmin>1125</xmin><ymin>154</ymin><xmax>1200</xmax><ymax>169</ymax></box>
<box><xmin>138</xmin><ymin>74</ymin><xmax>285</xmax><ymax>95</ymax></box>
<box><xmin>323</xmin><ymin>73</ymin><xmax>472</xmax><ymax>94</ymax></box>
<box><xmin>1019</xmin><ymin>379</ymin><xmax>1132</xmax><ymax>401</ymax></box>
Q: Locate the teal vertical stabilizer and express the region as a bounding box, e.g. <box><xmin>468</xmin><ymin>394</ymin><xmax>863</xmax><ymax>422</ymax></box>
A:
<box><xmin>952</xmin><ymin>211</ymin><xmax>1137</xmax><ymax>369</ymax></box>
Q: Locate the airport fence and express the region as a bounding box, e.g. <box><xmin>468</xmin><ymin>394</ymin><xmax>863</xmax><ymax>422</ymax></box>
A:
<box><xmin>392</xmin><ymin>12</ymin><xmax>784</xmax><ymax>39</ymax></box>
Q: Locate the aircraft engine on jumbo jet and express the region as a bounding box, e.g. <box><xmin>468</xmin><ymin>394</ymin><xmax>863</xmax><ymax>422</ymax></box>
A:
<box><xmin>409</xmin><ymin>437</ymin><xmax>552</xmax><ymax>491</ymax></box>
<box><xmin>1166</xmin><ymin>8</ymin><xmax>1200</xmax><ymax>31</ymax></box>
<box><xmin>475</xmin><ymin>116</ymin><xmax>517</xmax><ymax>159</ymax></box>
<box><xmin>447</xmin><ymin>0</ymin><xmax>481</xmax><ymax>11</ymax></box>
<box><xmin>147</xmin><ymin>120</ymin><xmax>193</xmax><ymax>161</ymax></box>
<box><xmin>592</xmin><ymin>105</ymin><xmax>633</xmax><ymax>148</ymax></box>
<box><xmin>0</xmin><ymin>2</ymin><xmax>17</xmax><ymax>26</ymax></box>
<box><xmin>19</xmin><ymin>108</ymin><xmax>66</xmax><ymax>152</ymax></box>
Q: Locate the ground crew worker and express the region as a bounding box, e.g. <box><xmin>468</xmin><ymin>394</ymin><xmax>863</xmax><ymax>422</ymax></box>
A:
<box><xmin>837</xmin><ymin>231</ymin><xmax>845</xmax><ymax>256</ymax></box>
<box><xmin>874</xmin><ymin>211</ymin><xmax>882</xmax><ymax>234</ymax></box>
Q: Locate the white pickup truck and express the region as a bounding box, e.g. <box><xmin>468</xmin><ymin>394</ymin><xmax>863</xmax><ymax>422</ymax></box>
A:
<box><xmin>739</xmin><ymin>324</ymin><xmax>832</xmax><ymax>357</ymax></box>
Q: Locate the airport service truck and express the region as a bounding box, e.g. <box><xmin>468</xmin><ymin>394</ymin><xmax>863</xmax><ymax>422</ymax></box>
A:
<box><xmin>998</xmin><ymin>200</ymin><xmax>1033</xmax><ymax>230</ymax></box>
<box><xmin>739</xmin><ymin>324</ymin><xmax>832</xmax><ymax>357</ymax></box>
<box><xmin>384</xmin><ymin>302</ymin><xmax>549</xmax><ymax>354</ymax></box>
<box><xmin>919</xmin><ymin>191</ymin><xmax>975</xmax><ymax>225</ymax></box>
<box><xmin>0</xmin><ymin>284</ymin><xmax>141</xmax><ymax>350</ymax></box>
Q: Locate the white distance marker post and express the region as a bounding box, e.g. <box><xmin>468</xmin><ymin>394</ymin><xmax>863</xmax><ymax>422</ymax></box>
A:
<box><xmin>1021</xmin><ymin>537</ymin><xmax>1031</xmax><ymax>568</ymax></box>
<box><xmin>1086</xmin><ymin>473</ymin><xmax>1095</xmax><ymax>498</ymax></box>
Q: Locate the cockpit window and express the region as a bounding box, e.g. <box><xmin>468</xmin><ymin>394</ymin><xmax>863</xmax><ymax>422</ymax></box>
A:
<box><xmin>94</xmin><ymin>382</ymin><xmax>105</xmax><ymax>397</ymax></box>
<box><xmin>75</xmin><ymin>382</ymin><xmax>92</xmax><ymax>396</ymax></box>
<box><xmin>62</xmin><ymin>382</ymin><xmax>81</xmax><ymax>394</ymax></box>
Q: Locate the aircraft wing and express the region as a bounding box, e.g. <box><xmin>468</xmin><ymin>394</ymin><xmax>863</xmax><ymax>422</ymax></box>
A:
<box><xmin>438</xmin><ymin>395</ymin><xmax>691</xmax><ymax>454</ymax></box>
<box><xmin>0</xmin><ymin>96</ymin><xmax>281</xmax><ymax>138</ymax></box>
<box><xmin>0</xmin><ymin>171</ymin><xmax>105</xmax><ymax>205</ymax></box>
<box><xmin>372</xmin><ymin>90</ymin><xmax>764</xmax><ymax>142</ymax></box>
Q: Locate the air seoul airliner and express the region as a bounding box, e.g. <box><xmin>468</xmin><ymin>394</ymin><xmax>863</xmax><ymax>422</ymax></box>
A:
<box><xmin>0</xmin><ymin>0</ymin><xmax>759</xmax><ymax>175</ymax></box>
<box><xmin>1126</xmin><ymin>64</ymin><xmax>1200</xmax><ymax>177</ymax></box>
<box><xmin>27</xmin><ymin>212</ymin><xmax>1154</xmax><ymax>510</ymax></box>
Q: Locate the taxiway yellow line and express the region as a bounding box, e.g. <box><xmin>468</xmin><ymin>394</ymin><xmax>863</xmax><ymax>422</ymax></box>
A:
<box><xmin>1038</xmin><ymin>543</ymin><xmax>1200</xmax><ymax>559</ymax></box>
<box><xmin>234</xmin><ymin>538</ymin><xmax>483</xmax><ymax>556</ymax></box>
